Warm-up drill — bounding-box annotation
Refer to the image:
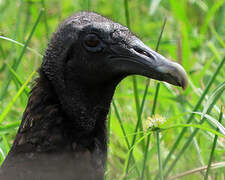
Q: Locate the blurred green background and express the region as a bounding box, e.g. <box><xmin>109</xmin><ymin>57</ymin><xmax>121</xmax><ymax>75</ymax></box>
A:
<box><xmin>0</xmin><ymin>0</ymin><xmax>225</xmax><ymax>179</ymax></box>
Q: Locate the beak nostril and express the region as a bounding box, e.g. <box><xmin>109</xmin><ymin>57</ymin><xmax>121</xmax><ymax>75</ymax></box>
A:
<box><xmin>134</xmin><ymin>47</ymin><xmax>155</xmax><ymax>60</ymax></box>
<box><xmin>142</xmin><ymin>51</ymin><xmax>148</xmax><ymax>57</ymax></box>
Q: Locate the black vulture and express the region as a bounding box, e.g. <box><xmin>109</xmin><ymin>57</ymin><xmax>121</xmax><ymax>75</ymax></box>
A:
<box><xmin>0</xmin><ymin>12</ymin><xmax>187</xmax><ymax>180</ymax></box>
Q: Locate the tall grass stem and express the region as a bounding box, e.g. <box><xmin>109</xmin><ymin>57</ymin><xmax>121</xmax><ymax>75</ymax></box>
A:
<box><xmin>141</xmin><ymin>17</ymin><xmax>167</xmax><ymax>180</ymax></box>
<box><xmin>156</xmin><ymin>131</ymin><xmax>163</xmax><ymax>180</ymax></box>
<box><xmin>204</xmin><ymin>107</ymin><xmax>223</xmax><ymax>180</ymax></box>
<box><xmin>112</xmin><ymin>100</ymin><xmax>140</xmax><ymax>176</ymax></box>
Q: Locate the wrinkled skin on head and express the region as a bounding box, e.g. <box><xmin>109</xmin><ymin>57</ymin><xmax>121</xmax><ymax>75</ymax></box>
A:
<box><xmin>42</xmin><ymin>11</ymin><xmax>187</xmax><ymax>133</ymax></box>
<box><xmin>43</xmin><ymin>12</ymin><xmax>133</xmax><ymax>86</ymax></box>
<box><xmin>43</xmin><ymin>11</ymin><xmax>187</xmax><ymax>88</ymax></box>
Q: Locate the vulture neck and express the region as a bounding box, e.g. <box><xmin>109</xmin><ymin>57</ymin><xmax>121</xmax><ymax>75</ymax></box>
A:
<box><xmin>12</xmin><ymin>70</ymin><xmax>119</xmax><ymax>155</ymax></box>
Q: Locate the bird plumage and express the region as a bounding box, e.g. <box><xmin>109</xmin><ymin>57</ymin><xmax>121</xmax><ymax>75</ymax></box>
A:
<box><xmin>0</xmin><ymin>11</ymin><xmax>187</xmax><ymax>180</ymax></box>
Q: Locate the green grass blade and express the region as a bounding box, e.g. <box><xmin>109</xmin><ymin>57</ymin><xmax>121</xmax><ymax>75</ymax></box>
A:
<box><xmin>207</xmin><ymin>42</ymin><xmax>221</xmax><ymax>60</ymax></box>
<box><xmin>1</xmin><ymin>135</ymin><xmax>9</xmax><ymax>154</ymax></box>
<box><xmin>0</xmin><ymin>9</ymin><xmax>43</xmax><ymax>101</ymax></box>
<box><xmin>88</xmin><ymin>0</ymin><xmax>91</xmax><ymax>11</ymax></box>
<box><xmin>14</xmin><ymin>0</ymin><xmax>24</xmax><ymax>41</ymax></box>
<box><xmin>123</xmin><ymin>123</ymin><xmax>225</xmax><ymax>157</ymax></box>
<box><xmin>13</xmin><ymin>9</ymin><xmax>44</xmax><ymax>70</ymax></box>
<box><xmin>201</xmin><ymin>81</ymin><xmax>225</xmax><ymax>119</ymax></box>
<box><xmin>124</xmin><ymin>78</ymin><xmax>150</xmax><ymax>177</ymax></box>
<box><xmin>197</xmin><ymin>56</ymin><xmax>215</xmax><ymax>80</ymax></box>
<box><xmin>41</xmin><ymin>0</ymin><xmax>50</xmax><ymax>40</ymax></box>
<box><xmin>132</xmin><ymin>76</ymin><xmax>140</xmax><ymax>116</ymax></box>
<box><xmin>5</xmin><ymin>62</ymin><xmax>30</xmax><ymax>96</ymax></box>
<box><xmin>0</xmin><ymin>43</ymin><xmax>6</xmax><ymax>59</ymax></box>
<box><xmin>151</xmin><ymin>83</ymin><xmax>160</xmax><ymax>117</ymax></box>
<box><xmin>190</xmin><ymin>127</ymin><xmax>205</xmax><ymax>168</ymax></box>
<box><xmin>0</xmin><ymin>36</ymin><xmax>43</xmax><ymax>57</ymax></box>
<box><xmin>124</xmin><ymin>0</ymin><xmax>130</xmax><ymax>29</ymax></box>
<box><xmin>0</xmin><ymin>70</ymin><xmax>36</xmax><ymax>124</ymax></box>
<box><xmin>22</xmin><ymin>1</ymin><xmax>31</xmax><ymax>42</ymax></box>
<box><xmin>200</xmin><ymin>0</ymin><xmax>225</xmax><ymax>35</ymax></box>
<box><xmin>161</xmin><ymin>124</ymin><xmax>225</xmax><ymax>139</ymax></box>
<box><xmin>204</xmin><ymin>107</ymin><xmax>223</xmax><ymax>180</ymax></box>
<box><xmin>112</xmin><ymin>100</ymin><xmax>130</xmax><ymax>148</ymax></box>
<box><xmin>140</xmin><ymin>133</ymin><xmax>151</xmax><ymax>180</ymax></box>
<box><xmin>209</xmin><ymin>25</ymin><xmax>225</xmax><ymax>48</ymax></box>
<box><xmin>112</xmin><ymin>100</ymin><xmax>140</xmax><ymax>176</ymax></box>
<box><xmin>202</xmin><ymin>81</ymin><xmax>225</xmax><ymax>117</ymax></box>
<box><xmin>194</xmin><ymin>113</ymin><xmax>225</xmax><ymax>136</ymax></box>
<box><xmin>156</xmin><ymin>131</ymin><xmax>163</xmax><ymax>180</ymax></box>
<box><xmin>0</xmin><ymin>44</ymin><xmax>6</xmax><ymax>73</ymax></box>
<box><xmin>0</xmin><ymin>147</ymin><xmax>5</xmax><ymax>163</ymax></box>
<box><xmin>0</xmin><ymin>121</ymin><xmax>21</xmax><ymax>135</ymax></box>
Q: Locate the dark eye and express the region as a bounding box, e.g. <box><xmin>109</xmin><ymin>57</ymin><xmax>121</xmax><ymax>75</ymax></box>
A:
<box><xmin>85</xmin><ymin>39</ymin><xmax>99</xmax><ymax>47</ymax></box>
<box><xmin>84</xmin><ymin>34</ymin><xmax>100</xmax><ymax>48</ymax></box>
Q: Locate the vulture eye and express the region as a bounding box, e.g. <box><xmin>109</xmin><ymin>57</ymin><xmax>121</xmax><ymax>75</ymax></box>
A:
<box><xmin>85</xmin><ymin>39</ymin><xmax>99</xmax><ymax>47</ymax></box>
<box><xmin>83</xmin><ymin>34</ymin><xmax>102</xmax><ymax>52</ymax></box>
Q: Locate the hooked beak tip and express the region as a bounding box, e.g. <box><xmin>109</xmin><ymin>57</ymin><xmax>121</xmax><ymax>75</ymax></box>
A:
<box><xmin>156</xmin><ymin>61</ymin><xmax>188</xmax><ymax>90</ymax></box>
<box><xmin>175</xmin><ymin>63</ymin><xmax>188</xmax><ymax>90</ymax></box>
<box><xmin>181</xmin><ymin>78</ymin><xmax>188</xmax><ymax>90</ymax></box>
<box><xmin>171</xmin><ymin>63</ymin><xmax>188</xmax><ymax>90</ymax></box>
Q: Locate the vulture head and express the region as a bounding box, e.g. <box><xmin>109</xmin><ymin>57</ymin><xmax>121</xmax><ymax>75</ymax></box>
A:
<box><xmin>43</xmin><ymin>12</ymin><xmax>187</xmax><ymax>89</ymax></box>
<box><xmin>41</xmin><ymin>12</ymin><xmax>187</xmax><ymax>133</ymax></box>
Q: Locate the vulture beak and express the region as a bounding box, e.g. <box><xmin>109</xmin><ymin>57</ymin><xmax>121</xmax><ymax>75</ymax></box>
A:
<box><xmin>110</xmin><ymin>38</ymin><xmax>188</xmax><ymax>90</ymax></box>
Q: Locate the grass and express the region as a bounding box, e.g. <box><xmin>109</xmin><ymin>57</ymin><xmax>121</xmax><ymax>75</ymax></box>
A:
<box><xmin>204</xmin><ymin>107</ymin><xmax>223</xmax><ymax>180</ymax></box>
<box><xmin>0</xmin><ymin>0</ymin><xmax>225</xmax><ymax>179</ymax></box>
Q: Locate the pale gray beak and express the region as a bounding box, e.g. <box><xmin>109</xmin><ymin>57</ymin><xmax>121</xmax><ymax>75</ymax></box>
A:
<box><xmin>109</xmin><ymin>38</ymin><xmax>188</xmax><ymax>89</ymax></box>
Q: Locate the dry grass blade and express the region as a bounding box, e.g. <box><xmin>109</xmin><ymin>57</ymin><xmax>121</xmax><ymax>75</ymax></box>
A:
<box><xmin>168</xmin><ymin>162</ymin><xmax>225</xmax><ymax>180</ymax></box>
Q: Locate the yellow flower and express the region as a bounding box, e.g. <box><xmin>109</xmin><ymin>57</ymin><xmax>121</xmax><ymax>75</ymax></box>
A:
<box><xmin>146</xmin><ymin>114</ymin><xmax>166</xmax><ymax>129</ymax></box>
